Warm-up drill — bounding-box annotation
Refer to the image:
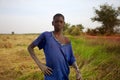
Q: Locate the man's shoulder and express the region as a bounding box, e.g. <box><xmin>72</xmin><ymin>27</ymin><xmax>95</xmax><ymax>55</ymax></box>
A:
<box><xmin>40</xmin><ymin>31</ymin><xmax>52</xmax><ymax>37</ymax></box>
<box><xmin>41</xmin><ymin>31</ymin><xmax>51</xmax><ymax>35</ymax></box>
<box><xmin>42</xmin><ymin>31</ymin><xmax>50</xmax><ymax>34</ymax></box>
<box><xmin>64</xmin><ymin>36</ymin><xmax>71</xmax><ymax>44</ymax></box>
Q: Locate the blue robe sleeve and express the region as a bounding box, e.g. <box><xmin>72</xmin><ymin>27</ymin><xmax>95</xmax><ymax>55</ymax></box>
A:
<box><xmin>68</xmin><ymin>43</ymin><xmax>76</xmax><ymax>66</ymax></box>
<box><xmin>32</xmin><ymin>32</ymin><xmax>46</xmax><ymax>49</ymax></box>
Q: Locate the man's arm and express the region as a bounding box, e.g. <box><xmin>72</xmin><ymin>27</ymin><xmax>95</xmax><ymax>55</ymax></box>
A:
<box><xmin>65</xmin><ymin>37</ymin><xmax>82</xmax><ymax>80</ymax></box>
<box><xmin>27</xmin><ymin>43</ymin><xmax>52</xmax><ymax>75</ymax></box>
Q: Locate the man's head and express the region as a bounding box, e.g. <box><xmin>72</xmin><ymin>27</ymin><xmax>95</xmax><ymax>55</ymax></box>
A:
<box><xmin>52</xmin><ymin>13</ymin><xmax>65</xmax><ymax>32</ymax></box>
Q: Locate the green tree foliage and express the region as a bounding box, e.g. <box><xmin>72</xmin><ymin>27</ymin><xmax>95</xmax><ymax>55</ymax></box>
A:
<box><xmin>63</xmin><ymin>23</ymin><xmax>70</xmax><ymax>32</ymax></box>
<box><xmin>91</xmin><ymin>4</ymin><xmax>120</xmax><ymax>35</ymax></box>
<box><xmin>86</xmin><ymin>28</ymin><xmax>97</xmax><ymax>36</ymax></box>
<box><xmin>66</xmin><ymin>25</ymin><xmax>75</xmax><ymax>35</ymax></box>
<box><xmin>65</xmin><ymin>24</ymin><xmax>84</xmax><ymax>36</ymax></box>
<box><xmin>76</xmin><ymin>24</ymin><xmax>84</xmax><ymax>32</ymax></box>
<box><xmin>71</xmin><ymin>27</ymin><xmax>81</xmax><ymax>35</ymax></box>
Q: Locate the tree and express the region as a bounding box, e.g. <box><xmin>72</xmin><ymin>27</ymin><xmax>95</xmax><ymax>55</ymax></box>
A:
<box><xmin>63</xmin><ymin>23</ymin><xmax>70</xmax><ymax>32</ymax></box>
<box><xmin>86</xmin><ymin>28</ymin><xmax>97</xmax><ymax>36</ymax></box>
<box><xmin>71</xmin><ymin>27</ymin><xmax>81</xmax><ymax>35</ymax></box>
<box><xmin>66</xmin><ymin>25</ymin><xmax>75</xmax><ymax>35</ymax></box>
<box><xmin>76</xmin><ymin>24</ymin><xmax>84</xmax><ymax>32</ymax></box>
<box><xmin>65</xmin><ymin>24</ymin><xmax>84</xmax><ymax>36</ymax></box>
<box><xmin>91</xmin><ymin>4</ymin><xmax>120</xmax><ymax>35</ymax></box>
<box><xmin>11</xmin><ymin>31</ymin><xmax>15</xmax><ymax>35</ymax></box>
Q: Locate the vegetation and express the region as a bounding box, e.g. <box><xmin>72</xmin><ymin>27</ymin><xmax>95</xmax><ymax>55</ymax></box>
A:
<box><xmin>70</xmin><ymin>35</ymin><xmax>120</xmax><ymax>80</ymax></box>
<box><xmin>87</xmin><ymin>4</ymin><xmax>120</xmax><ymax>35</ymax></box>
<box><xmin>64</xmin><ymin>23</ymin><xmax>84</xmax><ymax>36</ymax></box>
<box><xmin>0</xmin><ymin>3</ymin><xmax>120</xmax><ymax>80</ymax></box>
<box><xmin>0</xmin><ymin>34</ymin><xmax>120</xmax><ymax>80</ymax></box>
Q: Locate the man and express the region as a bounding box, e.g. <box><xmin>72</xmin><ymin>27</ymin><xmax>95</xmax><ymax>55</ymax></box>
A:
<box><xmin>28</xmin><ymin>13</ymin><xmax>82</xmax><ymax>80</ymax></box>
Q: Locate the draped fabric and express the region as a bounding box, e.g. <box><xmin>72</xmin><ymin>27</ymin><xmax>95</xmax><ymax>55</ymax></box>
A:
<box><xmin>32</xmin><ymin>31</ymin><xmax>76</xmax><ymax>80</ymax></box>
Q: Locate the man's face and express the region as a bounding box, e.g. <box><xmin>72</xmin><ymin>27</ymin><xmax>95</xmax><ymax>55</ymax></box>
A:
<box><xmin>52</xmin><ymin>16</ymin><xmax>65</xmax><ymax>31</ymax></box>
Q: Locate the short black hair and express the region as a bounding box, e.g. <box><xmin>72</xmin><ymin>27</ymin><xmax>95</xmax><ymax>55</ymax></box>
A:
<box><xmin>53</xmin><ymin>13</ymin><xmax>64</xmax><ymax>20</ymax></box>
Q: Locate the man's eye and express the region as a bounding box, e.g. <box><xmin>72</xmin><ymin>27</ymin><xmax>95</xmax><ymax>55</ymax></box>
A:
<box><xmin>55</xmin><ymin>21</ymin><xmax>58</xmax><ymax>23</ymax></box>
<box><xmin>60</xmin><ymin>21</ymin><xmax>63</xmax><ymax>23</ymax></box>
<box><xmin>55</xmin><ymin>21</ymin><xmax>63</xmax><ymax>23</ymax></box>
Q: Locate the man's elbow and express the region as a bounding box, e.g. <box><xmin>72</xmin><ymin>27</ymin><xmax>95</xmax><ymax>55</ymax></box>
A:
<box><xmin>27</xmin><ymin>45</ymin><xmax>30</xmax><ymax>51</ymax></box>
<box><xmin>27</xmin><ymin>43</ymin><xmax>34</xmax><ymax>52</ymax></box>
<box><xmin>27</xmin><ymin>45</ymin><xmax>31</xmax><ymax>53</ymax></box>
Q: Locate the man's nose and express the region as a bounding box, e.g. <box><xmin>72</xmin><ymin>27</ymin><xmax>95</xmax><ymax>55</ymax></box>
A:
<box><xmin>57</xmin><ymin>22</ymin><xmax>62</xmax><ymax>25</ymax></box>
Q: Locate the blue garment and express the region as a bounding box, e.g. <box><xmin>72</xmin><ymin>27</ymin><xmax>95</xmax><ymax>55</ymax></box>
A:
<box><xmin>32</xmin><ymin>31</ymin><xmax>76</xmax><ymax>80</ymax></box>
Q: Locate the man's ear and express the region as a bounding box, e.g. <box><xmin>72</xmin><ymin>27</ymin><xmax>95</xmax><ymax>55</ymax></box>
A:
<box><xmin>52</xmin><ymin>21</ymin><xmax>54</xmax><ymax>26</ymax></box>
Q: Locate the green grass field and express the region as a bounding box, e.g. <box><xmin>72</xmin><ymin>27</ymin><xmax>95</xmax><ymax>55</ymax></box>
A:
<box><xmin>0</xmin><ymin>34</ymin><xmax>120</xmax><ymax>80</ymax></box>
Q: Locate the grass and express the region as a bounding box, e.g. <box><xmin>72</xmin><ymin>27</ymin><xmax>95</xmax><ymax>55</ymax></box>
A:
<box><xmin>70</xmin><ymin>35</ymin><xmax>120</xmax><ymax>80</ymax></box>
<box><xmin>0</xmin><ymin>34</ymin><xmax>120</xmax><ymax>80</ymax></box>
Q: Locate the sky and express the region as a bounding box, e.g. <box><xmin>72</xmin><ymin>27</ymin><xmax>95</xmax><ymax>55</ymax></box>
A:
<box><xmin>0</xmin><ymin>0</ymin><xmax>120</xmax><ymax>34</ymax></box>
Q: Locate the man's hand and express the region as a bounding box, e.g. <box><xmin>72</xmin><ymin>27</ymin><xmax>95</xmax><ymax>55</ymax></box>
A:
<box><xmin>28</xmin><ymin>43</ymin><xmax>53</xmax><ymax>75</ymax></box>
<box><xmin>39</xmin><ymin>64</ymin><xmax>53</xmax><ymax>75</ymax></box>
<box><xmin>76</xmin><ymin>69</ymin><xmax>82</xmax><ymax>80</ymax></box>
<box><xmin>71</xmin><ymin>62</ymin><xmax>82</xmax><ymax>80</ymax></box>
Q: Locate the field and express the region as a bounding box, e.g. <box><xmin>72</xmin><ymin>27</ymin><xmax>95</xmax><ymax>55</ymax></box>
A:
<box><xmin>0</xmin><ymin>34</ymin><xmax>120</xmax><ymax>80</ymax></box>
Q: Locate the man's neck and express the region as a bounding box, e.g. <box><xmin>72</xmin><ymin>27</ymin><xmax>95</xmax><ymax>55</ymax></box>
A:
<box><xmin>53</xmin><ymin>30</ymin><xmax>63</xmax><ymax>36</ymax></box>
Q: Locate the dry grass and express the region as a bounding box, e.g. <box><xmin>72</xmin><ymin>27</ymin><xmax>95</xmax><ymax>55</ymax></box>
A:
<box><xmin>0</xmin><ymin>34</ymin><xmax>45</xmax><ymax>80</ymax></box>
<box><xmin>0</xmin><ymin>34</ymin><xmax>120</xmax><ymax>80</ymax></box>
